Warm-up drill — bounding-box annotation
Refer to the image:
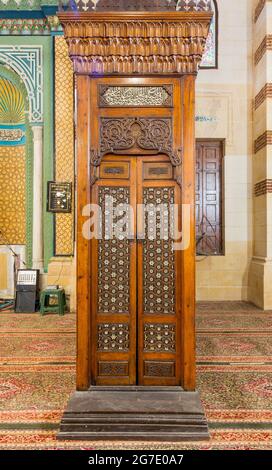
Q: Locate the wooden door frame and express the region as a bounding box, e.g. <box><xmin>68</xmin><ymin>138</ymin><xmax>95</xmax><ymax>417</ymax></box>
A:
<box><xmin>76</xmin><ymin>74</ymin><xmax>91</xmax><ymax>390</ymax></box>
<box><xmin>58</xmin><ymin>7</ymin><xmax>212</xmax><ymax>442</ymax></box>
<box><xmin>76</xmin><ymin>74</ymin><xmax>197</xmax><ymax>391</ymax></box>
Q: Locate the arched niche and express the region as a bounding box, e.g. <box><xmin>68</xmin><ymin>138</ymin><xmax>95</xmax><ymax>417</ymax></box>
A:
<box><xmin>0</xmin><ymin>65</ymin><xmax>33</xmax><ymax>268</ymax></box>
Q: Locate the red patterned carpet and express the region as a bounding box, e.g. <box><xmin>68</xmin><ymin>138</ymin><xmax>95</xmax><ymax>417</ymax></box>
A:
<box><xmin>1</xmin><ymin>302</ymin><xmax>272</xmax><ymax>450</ymax></box>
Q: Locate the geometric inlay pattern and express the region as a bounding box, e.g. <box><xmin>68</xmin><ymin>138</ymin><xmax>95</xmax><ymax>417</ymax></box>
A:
<box><xmin>0</xmin><ymin>146</ymin><xmax>26</xmax><ymax>245</ymax></box>
<box><xmin>143</xmin><ymin>187</ymin><xmax>175</xmax><ymax>315</ymax></box>
<box><xmin>0</xmin><ymin>45</ymin><xmax>43</xmax><ymax>123</ymax></box>
<box><xmin>144</xmin><ymin>323</ymin><xmax>176</xmax><ymax>353</ymax></box>
<box><xmin>200</xmin><ymin>0</ymin><xmax>217</xmax><ymax>68</ymax></box>
<box><xmin>97</xmin><ymin>323</ymin><xmax>129</xmax><ymax>352</ymax></box>
<box><xmin>98</xmin><ymin>186</ymin><xmax>130</xmax><ymax>314</ymax></box>
<box><xmin>55</xmin><ymin>37</ymin><xmax>74</xmax><ymax>256</ymax></box>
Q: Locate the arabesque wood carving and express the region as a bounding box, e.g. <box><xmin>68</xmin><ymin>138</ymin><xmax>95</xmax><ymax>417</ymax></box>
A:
<box><xmin>58</xmin><ymin>0</ymin><xmax>213</xmax><ymax>442</ymax></box>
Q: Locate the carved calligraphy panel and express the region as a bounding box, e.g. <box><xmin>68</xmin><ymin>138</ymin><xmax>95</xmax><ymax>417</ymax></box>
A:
<box><xmin>99</xmin><ymin>85</ymin><xmax>173</xmax><ymax>107</ymax></box>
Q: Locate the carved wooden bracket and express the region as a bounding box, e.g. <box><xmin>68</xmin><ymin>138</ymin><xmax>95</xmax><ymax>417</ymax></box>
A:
<box><xmin>90</xmin><ymin>117</ymin><xmax>182</xmax><ymax>167</ymax></box>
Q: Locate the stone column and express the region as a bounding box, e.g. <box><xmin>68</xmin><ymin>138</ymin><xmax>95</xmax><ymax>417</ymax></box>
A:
<box><xmin>32</xmin><ymin>125</ymin><xmax>44</xmax><ymax>271</ymax></box>
<box><xmin>249</xmin><ymin>0</ymin><xmax>272</xmax><ymax>309</ymax></box>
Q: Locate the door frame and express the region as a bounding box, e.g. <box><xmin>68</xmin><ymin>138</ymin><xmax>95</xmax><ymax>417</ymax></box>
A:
<box><xmin>76</xmin><ymin>74</ymin><xmax>197</xmax><ymax>392</ymax></box>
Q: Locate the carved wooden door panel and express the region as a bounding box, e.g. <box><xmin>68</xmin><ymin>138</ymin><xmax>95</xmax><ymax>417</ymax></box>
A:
<box><xmin>137</xmin><ymin>156</ymin><xmax>182</xmax><ymax>386</ymax></box>
<box><xmin>90</xmin><ymin>157</ymin><xmax>137</xmax><ymax>385</ymax></box>
<box><xmin>91</xmin><ymin>155</ymin><xmax>182</xmax><ymax>386</ymax></box>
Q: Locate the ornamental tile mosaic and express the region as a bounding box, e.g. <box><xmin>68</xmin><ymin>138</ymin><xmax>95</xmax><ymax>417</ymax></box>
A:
<box><xmin>201</xmin><ymin>2</ymin><xmax>217</xmax><ymax>68</ymax></box>
<box><xmin>0</xmin><ymin>45</ymin><xmax>43</xmax><ymax>123</ymax></box>
<box><xmin>0</xmin><ymin>78</ymin><xmax>25</xmax><ymax>124</ymax></box>
<box><xmin>142</xmin><ymin>187</ymin><xmax>175</xmax><ymax>315</ymax></box>
<box><xmin>0</xmin><ymin>146</ymin><xmax>26</xmax><ymax>245</ymax></box>
<box><xmin>54</xmin><ymin>37</ymin><xmax>74</xmax><ymax>256</ymax></box>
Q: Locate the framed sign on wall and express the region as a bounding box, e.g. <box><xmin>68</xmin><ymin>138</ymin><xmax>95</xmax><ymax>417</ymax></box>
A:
<box><xmin>47</xmin><ymin>182</ymin><xmax>72</xmax><ymax>213</ymax></box>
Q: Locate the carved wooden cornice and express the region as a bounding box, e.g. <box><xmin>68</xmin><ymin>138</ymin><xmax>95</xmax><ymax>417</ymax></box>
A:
<box><xmin>58</xmin><ymin>11</ymin><xmax>212</xmax><ymax>74</ymax></box>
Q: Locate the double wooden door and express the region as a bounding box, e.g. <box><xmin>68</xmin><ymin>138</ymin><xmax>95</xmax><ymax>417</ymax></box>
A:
<box><xmin>91</xmin><ymin>154</ymin><xmax>182</xmax><ymax>386</ymax></box>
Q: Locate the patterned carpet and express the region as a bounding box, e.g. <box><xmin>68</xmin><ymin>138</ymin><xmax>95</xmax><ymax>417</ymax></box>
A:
<box><xmin>1</xmin><ymin>302</ymin><xmax>272</xmax><ymax>450</ymax></box>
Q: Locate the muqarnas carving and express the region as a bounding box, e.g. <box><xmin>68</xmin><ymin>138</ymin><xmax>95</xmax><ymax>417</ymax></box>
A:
<box><xmin>60</xmin><ymin>0</ymin><xmax>212</xmax><ymax>12</ymax></box>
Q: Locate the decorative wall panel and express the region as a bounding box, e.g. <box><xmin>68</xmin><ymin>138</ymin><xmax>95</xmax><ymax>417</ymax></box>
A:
<box><xmin>97</xmin><ymin>323</ymin><xmax>129</xmax><ymax>352</ymax></box>
<box><xmin>59</xmin><ymin>8</ymin><xmax>213</xmax><ymax>75</ymax></box>
<box><xmin>144</xmin><ymin>361</ymin><xmax>175</xmax><ymax>377</ymax></box>
<box><xmin>143</xmin><ymin>187</ymin><xmax>175</xmax><ymax>315</ymax></box>
<box><xmin>0</xmin><ymin>146</ymin><xmax>26</xmax><ymax>245</ymax></box>
<box><xmin>0</xmin><ymin>45</ymin><xmax>43</xmax><ymax>123</ymax></box>
<box><xmin>98</xmin><ymin>186</ymin><xmax>130</xmax><ymax>314</ymax></box>
<box><xmin>144</xmin><ymin>323</ymin><xmax>176</xmax><ymax>352</ymax></box>
<box><xmin>99</xmin><ymin>85</ymin><xmax>173</xmax><ymax>107</ymax></box>
<box><xmin>61</xmin><ymin>0</ymin><xmax>212</xmax><ymax>12</ymax></box>
<box><xmin>95</xmin><ymin>117</ymin><xmax>181</xmax><ymax>167</ymax></box>
<box><xmin>55</xmin><ymin>36</ymin><xmax>74</xmax><ymax>256</ymax></box>
<box><xmin>0</xmin><ymin>77</ymin><xmax>26</xmax><ymax>147</ymax></box>
<box><xmin>200</xmin><ymin>0</ymin><xmax>217</xmax><ymax>68</ymax></box>
<box><xmin>98</xmin><ymin>361</ymin><xmax>129</xmax><ymax>376</ymax></box>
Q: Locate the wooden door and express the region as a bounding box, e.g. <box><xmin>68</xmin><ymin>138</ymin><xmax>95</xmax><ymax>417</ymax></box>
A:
<box><xmin>196</xmin><ymin>141</ymin><xmax>223</xmax><ymax>255</ymax></box>
<box><xmin>91</xmin><ymin>155</ymin><xmax>182</xmax><ymax>386</ymax></box>
<box><xmin>137</xmin><ymin>156</ymin><xmax>182</xmax><ymax>386</ymax></box>
<box><xmin>91</xmin><ymin>157</ymin><xmax>137</xmax><ymax>386</ymax></box>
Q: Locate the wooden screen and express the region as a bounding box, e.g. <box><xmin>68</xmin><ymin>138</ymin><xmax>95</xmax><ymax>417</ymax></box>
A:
<box><xmin>91</xmin><ymin>156</ymin><xmax>182</xmax><ymax>386</ymax></box>
<box><xmin>137</xmin><ymin>156</ymin><xmax>182</xmax><ymax>386</ymax></box>
<box><xmin>196</xmin><ymin>140</ymin><xmax>223</xmax><ymax>255</ymax></box>
<box><xmin>91</xmin><ymin>158</ymin><xmax>137</xmax><ymax>385</ymax></box>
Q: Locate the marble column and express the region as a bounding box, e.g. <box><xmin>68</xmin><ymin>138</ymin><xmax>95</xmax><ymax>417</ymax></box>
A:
<box><xmin>32</xmin><ymin>125</ymin><xmax>44</xmax><ymax>271</ymax></box>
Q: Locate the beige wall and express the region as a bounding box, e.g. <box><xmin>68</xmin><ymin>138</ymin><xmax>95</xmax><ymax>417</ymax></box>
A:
<box><xmin>50</xmin><ymin>1</ymin><xmax>257</xmax><ymax>308</ymax></box>
<box><xmin>249</xmin><ymin>0</ymin><xmax>272</xmax><ymax>309</ymax></box>
<box><xmin>196</xmin><ymin>0</ymin><xmax>254</xmax><ymax>301</ymax></box>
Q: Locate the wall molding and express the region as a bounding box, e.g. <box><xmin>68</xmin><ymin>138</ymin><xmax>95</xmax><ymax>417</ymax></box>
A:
<box><xmin>255</xmin><ymin>179</ymin><xmax>272</xmax><ymax>196</ymax></box>
<box><xmin>0</xmin><ymin>17</ymin><xmax>62</xmax><ymax>35</ymax></box>
<box><xmin>254</xmin><ymin>130</ymin><xmax>272</xmax><ymax>153</ymax></box>
<box><xmin>254</xmin><ymin>35</ymin><xmax>272</xmax><ymax>65</ymax></box>
<box><xmin>254</xmin><ymin>0</ymin><xmax>266</xmax><ymax>23</ymax></box>
<box><xmin>255</xmin><ymin>83</ymin><xmax>272</xmax><ymax>109</ymax></box>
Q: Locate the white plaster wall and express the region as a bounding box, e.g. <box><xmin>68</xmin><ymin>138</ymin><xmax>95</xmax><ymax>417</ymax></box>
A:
<box><xmin>196</xmin><ymin>0</ymin><xmax>254</xmax><ymax>301</ymax></box>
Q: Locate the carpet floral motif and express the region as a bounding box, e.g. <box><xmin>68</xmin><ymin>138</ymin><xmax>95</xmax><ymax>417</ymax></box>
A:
<box><xmin>242</xmin><ymin>378</ymin><xmax>272</xmax><ymax>399</ymax></box>
<box><xmin>0</xmin><ymin>303</ymin><xmax>272</xmax><ymax>449</ymax></box>
<box><xmin>0</xmin><ymin>378</ymin><xmax>33</xmax><ymax>400</ymax></box>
